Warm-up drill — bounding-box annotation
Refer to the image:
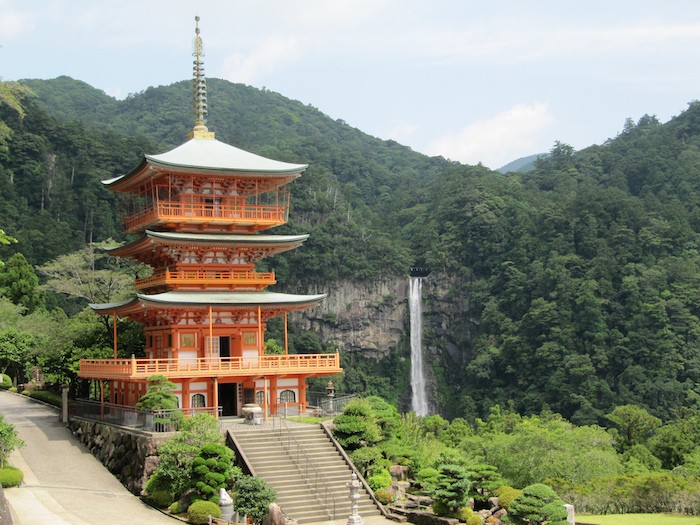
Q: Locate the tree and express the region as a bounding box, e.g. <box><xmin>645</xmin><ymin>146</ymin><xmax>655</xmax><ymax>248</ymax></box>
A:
<box><xmin>0</xmin><ymin>81</ymin><xmax>33</xmax><ymax>148</ymax></box>
<box><xmin>332</xmin><ymin>398</ymin><xmax>382</xmax><ymax>451</ymax></box>
<box><xmin>506</xmin><ymin>483</ymin><xmax>568</xmax><ymax>525</ymax></box>
<box><xmin>606</xmin><ymin>404</ymin><xmax>661</xmax><ymax>452</ymax></box>
<box><xmin>190</xmin><ymin>442</ymin><xmax>235</xmax><ymax>503</ymax></box>
<box><xmin>38</xmin><ymin>241</ymin><xmax>141</xmax><ymax>305</ymax></box>
<box><xmin>136</xmin><ymin>375</ymin><xmax>182</xmax><ymax>431</ymax></box>
<box><xmin>233</xmin><ymin>475</ymin><xmax>276</xmax><ymax>524</ymax></box>
<box><xmin>431</xmin><ymin>463</ymin><xmax>471</xmax><ymax>517</ymax></box>
<box><xmin>0</xmin><ymin>413</ymin><xmax>24</xmax><ymax>468</ymax></box>
<box><xmin>0</xmin><ymin>253</ymin><xmax>44</xmax><ymax>313</ymax></box>
<box><xmin>146</xmin><ymin>413</ymin><xmax>223</xmax><ymax>499</ymax></box>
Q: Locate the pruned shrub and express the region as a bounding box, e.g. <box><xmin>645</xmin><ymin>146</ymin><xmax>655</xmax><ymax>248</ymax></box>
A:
<box><xmin>507</xmin><ymin>483</ymin><xmax>567</xmax><ymax>525</ymax></box>
<box><xmin>0</xmin><ymin>466</ymin><xmax>23</xmax><ymax>487</ymax></box>
<box><xmin>0</xmin><ymin>374</ymin><xmax>11</xmax><ymax>389</ymax></box>
<box><xmin>187</xmin><ymin>499</ymin><xmax>221</xmax><ymax>525</ymax></box>
<box><xmin>146</xmin><ymin>488</ymin><xmax>174</xmax><ymax>509</ymax></box>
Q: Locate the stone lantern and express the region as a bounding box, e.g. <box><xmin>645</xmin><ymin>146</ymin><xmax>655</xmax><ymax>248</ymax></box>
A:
<box><xmin>346</xmin><ymin>472</ymin><xmax>363</xmax><ymax>525</ymax></box>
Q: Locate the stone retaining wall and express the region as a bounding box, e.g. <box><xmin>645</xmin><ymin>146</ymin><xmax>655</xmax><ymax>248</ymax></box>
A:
<box><xmin>68</xmin><ymin>418</ymin><xmax>170</xmax><ymax>495</ymax></box>
<box><xmin>0</xmin><ymin>486</ymin><xmax>13</xmax><ymax>525</ymax></box>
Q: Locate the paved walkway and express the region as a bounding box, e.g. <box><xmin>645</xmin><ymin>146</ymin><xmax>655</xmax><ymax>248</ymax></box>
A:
<box><xmin>0</xmin><ymin>391</ymin><xmax>176</xmax><ymax>525</ymax></box>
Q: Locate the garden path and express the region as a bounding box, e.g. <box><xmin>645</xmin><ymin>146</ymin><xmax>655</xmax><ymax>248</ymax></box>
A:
<box><xmin>0</xmin><ymin>391</ymin><xmax>177</xmax><ymax>525</ymax></box>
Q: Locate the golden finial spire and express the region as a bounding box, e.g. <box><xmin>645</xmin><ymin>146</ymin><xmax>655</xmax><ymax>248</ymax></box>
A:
<box><xmin>190</xmin><ymin>16</ymin><xmax>215</xmax><ymax>139</ymax></box>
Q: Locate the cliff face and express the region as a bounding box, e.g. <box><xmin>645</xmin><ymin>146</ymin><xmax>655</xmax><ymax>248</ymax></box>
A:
<box><xmin>294</xmin><ymin>273</ymin><xmax>474</xmax><ymax>416</ymax></box>
<box><xmin>298</xmin><ymin>278</ymin><xmax>409</xmax><ymax>359</ymax></box>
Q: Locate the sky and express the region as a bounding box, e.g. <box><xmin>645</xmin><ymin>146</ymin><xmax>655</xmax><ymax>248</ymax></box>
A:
<box><xmin>2</xmin><ymin>1</ymin><xmax>700</xmax><ymax>169</ymax></box>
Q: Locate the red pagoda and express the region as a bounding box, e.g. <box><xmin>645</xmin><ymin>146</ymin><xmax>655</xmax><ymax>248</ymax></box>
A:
<box><xmin>78</xmin><ymin>17</ymin><xmax>341</xmax><ymax>418</ymax></box>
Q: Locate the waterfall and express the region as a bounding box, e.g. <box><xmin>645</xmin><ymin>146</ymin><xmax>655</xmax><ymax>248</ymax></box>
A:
<box><xmin>409</xmin><ymin>276</ymin><xmax>429</xmax><ymax>416</ymax></box>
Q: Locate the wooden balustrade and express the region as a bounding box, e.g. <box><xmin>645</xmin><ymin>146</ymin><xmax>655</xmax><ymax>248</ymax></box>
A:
<box><xmin>79</xmin><ymin>353</ymin><xmax>341</xmax><ymax>380</ymax></box>
<box><xmin>124</xmin><ymin>201</ymin><xmax>288</xmax><ymax>233</ymax></box>
<box><xmin>135</xmin><ymin>269</ymin><xmax>276</xmax><ymax>290</ymax></box>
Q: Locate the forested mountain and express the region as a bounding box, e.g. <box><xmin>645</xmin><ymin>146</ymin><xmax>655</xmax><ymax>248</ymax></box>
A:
<box><xmin>3</xmin><ymin>76</ymin><xmax>700</xmax><ymax>424</ymax></box>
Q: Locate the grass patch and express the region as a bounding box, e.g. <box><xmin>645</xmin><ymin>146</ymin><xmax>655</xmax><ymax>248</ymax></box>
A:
<box><xmin>580</xmin><ymin>513</ymin><xmax>700</xmax><ymax>525</ymax></box>
<box><xmin>285</xmin><ymin>415</ymin><xmax>328</xmax><ymax>424</ymax></box>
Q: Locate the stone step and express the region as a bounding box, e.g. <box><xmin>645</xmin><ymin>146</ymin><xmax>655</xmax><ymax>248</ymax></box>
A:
<box><xmin>227</xmin><ymin>426</ymin><xmax>383</xmax><ymax>523</ymax></box>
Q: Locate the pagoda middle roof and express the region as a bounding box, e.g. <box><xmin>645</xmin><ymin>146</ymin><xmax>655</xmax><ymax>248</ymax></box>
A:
<box><xmin>90</xmin><ymin>290</ymin><xmax>327</xmax><ymax>315</ymax></box>
<box><xmin>107</xmin><ymin>230</ymin><xmax>309</xmax><ymax>257</ymax></box>
<box><xmin>102</xmin><ymin>136</ymin><xmax>308</xmax><ymax>188</ymax></box>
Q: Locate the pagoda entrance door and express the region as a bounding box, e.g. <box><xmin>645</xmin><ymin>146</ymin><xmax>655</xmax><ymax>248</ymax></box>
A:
<box><xmin>219</xmin><ymin>382</ymin><xmax>239</xmax><ymax>416</ymax></box>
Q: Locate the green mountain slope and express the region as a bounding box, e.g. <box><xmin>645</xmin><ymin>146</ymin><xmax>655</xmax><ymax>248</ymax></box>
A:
<box><xmin>4</xmin><ymin>77</ymin><xmax>700</xmax><ymax>421</ymax></box>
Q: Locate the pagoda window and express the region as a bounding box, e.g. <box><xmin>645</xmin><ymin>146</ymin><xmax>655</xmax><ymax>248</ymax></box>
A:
<box><xmin>243</xmin><ymin>332</ymin><xmax>257</xmax><ymax>347</ymax></box>
<box><xmin>255</xmin><ymin>390</ymin><xmax>265</xmax><ymax>405</ymax></box>
<box><xmin>279</xmin><ymin>390</ymin><xmax>296</xmax><ymax>403</ymax></box>
<box><xmin>191</xmin><ymin>393</ymin><xmax>206</xmax><ymax>408</ymax></box>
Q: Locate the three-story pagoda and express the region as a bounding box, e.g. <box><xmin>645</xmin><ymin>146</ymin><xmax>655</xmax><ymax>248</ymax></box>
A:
<box><xmin>79</xmin><ymin>18</ymin><xmax>340</xmax><ymax>418</ymax></box>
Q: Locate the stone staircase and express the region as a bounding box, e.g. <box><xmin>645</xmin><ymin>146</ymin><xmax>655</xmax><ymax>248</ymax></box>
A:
<box><xmin>228</xmin><ymin>424</ymin><xmax>383</xmax><ymax>524</ymax></box>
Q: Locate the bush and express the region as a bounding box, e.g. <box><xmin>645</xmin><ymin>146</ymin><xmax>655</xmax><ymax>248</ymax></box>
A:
<box><xmin>375</xmin><ymin>489</ymin><xmax>394</xmax><ymax>505</ymax></box>
<box><xmin>233</xmin><ymin>475</ymin><xmax>276</xmax><ymax>524</ymax></box>
<box><xmin>190</xmin><ymin>443</ymin><xmax>234</xmax><ymax>503</ymax></box>
<box><xmin>507</xmin><ymin>483</ymin><xmax>568</xmax><ymax>525</ymax></box>
<box><xmin>187</xmin><ymin>499</ymin><xmax>221</xmax><ymax>525</ymax></box>
<box><xmin>495</xmin><ymin>485</ymin><xmax>520</xmax><ymax>510</ymax></box>
<box><xmin>25</xmin><ymin>390</ymin><xmax>62</xmax><ymax>407</ymax></box>
<box><xmin>146</xmin><ymin>488</ymin><xmax>174</xmax><ymax>509</ymax></box>
<box><xmin>0</xmin><ymin>374</ymin><xmax>11</xmax><ymax>389</ymax></box>
<box><xmin>0</xmin><ymin>466</ymin><xmax>23</xmax><ymax>487</ymax></box>
<box><xmin>168</xmin><ymin>501</ymin><xmax>184</xmax><ymax>514</ymax></box>
<box><xmin>8</xmin><ymin>387</ymin><xmax>16</xmax><ymax>393</ymax></box>
<box><xmin>367</xmin><ymin>469</ymin><xmax>392</xmax><ymax>491</ymax></box>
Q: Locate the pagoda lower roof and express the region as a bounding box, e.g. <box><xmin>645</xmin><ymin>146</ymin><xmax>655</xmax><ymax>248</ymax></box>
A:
<box><xmin>90</xmin><ymin>291</ymin><xmax>326</xmax><ymax>315</ymax></box>
<box><xmin>102</xmin><ymin>137</ymin><xmax>307</xmax><ymax>190</ymax></box>
<box><xmin>107</xmin><ymin>230</ymin><xmax>309</xmax><ymax>257</ymax></box>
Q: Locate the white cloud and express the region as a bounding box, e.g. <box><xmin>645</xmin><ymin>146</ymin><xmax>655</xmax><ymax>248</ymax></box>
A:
<box><xmin>0</xmin><ymin>1</ymin><xmax>32</xmax><ymax>40</ymax></box>
<box><xmin>220</xmin><ymin>36</ymin><xmax>303</xmax><ymax>85</ymax></box>
<box><xmin>386</xmin><ymin>121</ymin><xmax>418</xmax><ymax>144</ymax></box>
<box><xmin>426</xmin><ymin>103</ymin><xmax>554</xmax><ymax>168</ymax></box>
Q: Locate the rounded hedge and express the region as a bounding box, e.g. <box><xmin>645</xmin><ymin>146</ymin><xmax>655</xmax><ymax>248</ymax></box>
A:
<box><xmin>187</xmin><ymin>500</ymin><xmax>221</xmax><ymax>525</ymax></box>
<box><xmin>146</xmin><ymin>488</ymin><xmax>174</xmax><ymax>509</ymax></box>
<box><xmin>0</xmin><ymin>466</ymin><xmax>23</xmax><ymax>487</ymax></box>
<box><xmin>0</xmin><ymin>374</ymin><xmax>11</xmax><ymax>389</ymax></box>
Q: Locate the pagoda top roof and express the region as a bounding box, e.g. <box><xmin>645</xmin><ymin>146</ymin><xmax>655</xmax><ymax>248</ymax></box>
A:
<box><xmin>102</xmin><ymin>136</ymin><xmax>308</xmax><ymax>188</ymax></box>
<box><xmin>90</xmin><ymin>290</ymin><xmax>326</xmax><ymax>314</ymax></box>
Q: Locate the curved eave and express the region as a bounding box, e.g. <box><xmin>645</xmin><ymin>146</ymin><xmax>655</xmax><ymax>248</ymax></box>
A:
<box><xmin>90</xmin><ymin>291</ymin><xmax>326</xmax><ymax>315</ymax></box>
<box><xmin>102</xmin><ymin>138</ymin><xmax>307</xmax><ymax>191</ymax></box>
<box><xmin>107</xmin><ymin>231</ymin><xmax>310</xmax><ymax>258</ymax></box>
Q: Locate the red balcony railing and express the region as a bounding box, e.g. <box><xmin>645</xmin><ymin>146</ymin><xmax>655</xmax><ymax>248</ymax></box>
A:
<box><xmin>124</xmin><ymin>201</ymin><xmax>288</xmax><ymax>233</ymax></box>
<box><xmin>135</xmin><ymin>269</ymin><xmax>276</xmax><ymax>290</ymax></box>
<box><xmin>79</xmin><ymin>353</ymin><xmax>342</xmax><ymax>380</ymax></box>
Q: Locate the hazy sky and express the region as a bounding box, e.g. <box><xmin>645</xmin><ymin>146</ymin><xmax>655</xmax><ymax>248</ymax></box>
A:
<box><xmin>2</xmin><ymin>1</ymin><xmax>700</xmax><ymax>169</ymax></box>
